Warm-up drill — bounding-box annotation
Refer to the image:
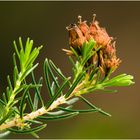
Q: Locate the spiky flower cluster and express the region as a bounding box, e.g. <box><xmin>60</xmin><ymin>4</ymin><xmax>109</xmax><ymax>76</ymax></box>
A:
<box><xmin>65</xmin><ymin>15</ymin><xmax>121</xmax><ymax>77</ymax></box>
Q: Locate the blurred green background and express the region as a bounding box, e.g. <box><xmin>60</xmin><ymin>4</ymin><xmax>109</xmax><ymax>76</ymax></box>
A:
<box><xmin>0</xmin><ymin>1</ymin><xmax>139</xmax><ymax>139</ymax></box>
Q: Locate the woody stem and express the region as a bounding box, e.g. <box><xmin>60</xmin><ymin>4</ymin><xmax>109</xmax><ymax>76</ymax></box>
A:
<box><xmin>0</xmin><ymin>82</ymin><xmax>84</xmax><ymax>131</ymax></box>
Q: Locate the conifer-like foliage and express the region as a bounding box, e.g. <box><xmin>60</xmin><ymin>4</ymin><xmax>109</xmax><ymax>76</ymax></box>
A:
<box><xmin>0</xmin><ymin>15</ymin><xmax>134</xmax><ymax>138</ymax></box>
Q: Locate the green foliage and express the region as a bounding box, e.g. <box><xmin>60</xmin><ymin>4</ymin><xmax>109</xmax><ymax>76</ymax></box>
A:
<box><xmin>38</xmin><ymin>112</ymin><xmax>79</xmax><ymax>121</ymax></box>
<box><xmin>102</xmin><ymin>74</ymin><xmax>134</xmax><ymax>87</ymax></box>
<box><xmin>0</xmin><ymin>37</ymin><xmax>44</xmax><ymax>138</ymax></box>
<box><xmin>8</xmin><ymin>124</ymin><xmax>47</xmax><ymax>134</ymax></box>
<box><xmin>0</xmin><ymin>38</ymin><xmax>134</xmax><ymax>138</ymax></box>
<box><xmin>3</xmin><ymin>37</ymin><xmax>43</xmax><ymax>115</ymax></box>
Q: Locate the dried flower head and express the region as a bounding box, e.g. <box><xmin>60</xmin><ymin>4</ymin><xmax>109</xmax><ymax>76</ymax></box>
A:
<box><xmin>66</xmin><ymin>14</ymin><xmax>113</xmax><ymax>48</ymax></box>
<box><xmin>65</xmin><ymin>14</ymin><xmax>121</xmax><ymax>77</ymax></box>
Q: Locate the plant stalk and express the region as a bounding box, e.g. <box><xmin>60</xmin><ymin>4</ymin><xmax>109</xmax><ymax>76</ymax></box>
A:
<box><xmin>0</xmin><ymin>82</ymin><xmax>84</xmax><ymax>131</ymax></box>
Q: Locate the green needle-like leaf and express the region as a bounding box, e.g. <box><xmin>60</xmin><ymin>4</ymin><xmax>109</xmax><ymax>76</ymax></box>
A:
<box><xmin>34</xmin><ymin>93</ymin><xmax>39</xmax><ymax>111</ymax></box>
<box><xmin>13</xmin><ymin>66</ymin><xmax>18</xmax><ymax>87</ymax></box>
<box><xmin>47</xmin><ymin>61</ymin><xmax>61</xmax><ymax>89</ymax></box>
<box><xmin>82</xmin><ymin>40</ymin><xmax>96</xmax><ymax>58</ymax></box>
<box><xmin>13</xmin><ymin>41</ymin><xmax>20</xmax><ymax>59</ymax></box>
<box><xmin>20</xmin><ymin>63</ymin><xmax>39</xmax><ymax>82</ymax></box>
<box><xmin>0</xmin><ymin>110</ymin><xmax>13</xmax><ymax>125</ymax></box>
<box><xmin>0</xmin><ymin>131</ymin><xmax>11</xmax><ymax>138</ymax></box>
<box><xmin>58</xmin><ymin>106</ymin><xmax>98</xmax><ymax>113</ymax></box>
<box><xmin>19</xmin><ymin>37</ymin><xmax>24</xmax><ymax>51</ymax></box>
<box><xmin>30</xmin><ymin>132</ymin><xmax>39</xmax><ymax>139</ymax></box>
<box><xmin>38</xmin><ymin>112</ymin><xmax>79</xmax><ymax>121</ymax></box>
<box><xmin>65</xmin><ymin>73</ymin><xmax>85</xmax><ymax>98</ymax></box>
<box><xmin>70</xmin><ymin>47</ymin><xmax>79</xmax><ymax>59</ymax></box>
<box><xmin>0</xmin><ymin>102</ymin><xmax>5</xmax><ymax>119</ymax></box>
<box><xmin>49</xmin><ymin>60</ymin><xmax>67</xmax><ymax>81</ymax></box>
<box><xmin>47</xmin><ymin>106</ymin><xmax>72</xmax><ymax>116</ymax></box>
<box><xmin>0</xmin><ymin>99</ymin><xmax>6</xmax><ymax>106</ymax></box>
<box><xmin>2</xmin><ymin>93</ymin><xmax>7</xmax><ymax>104</ymax></box>
<box><xmin>89</xmin><ymin>67</ymin><xmax>99</xmax><ymax>81</ymax></box>
<box><xmin>24</xmin><ymin>38</ymin><xmax>33</xmax><ymax>61</ymax></box>
<box><xmin>27</xmin><ymin>119</ymin><xmax>43</xmax><ymax>125</ymax></box>
<box><xmin>26</xmin><ymin>91</ymin><xmax>34</xmax><ymax>111</ymax></box>
<box><xmin>44</xmin><ymin>59</ymin><xmax>54</xmax><ymax>98</ymax></box>
<box><xmin>7</xmin><ymin>76</ymin><xmax>13</xmax><ymax>91</ymax></box>
<box><xmin>66</xmin><ymin>97</ymin><xmax>79</xmax><ymax>105</ymax></box>
<box><xmin>8</xmin><ymin>124</ymin><xmax>47</xmax><ymax>134</ymax></box>
<box><xmin>46</xmin><ymin>77</ymin><xmax>70</xmax><ymax>108</ymax></box>
<box><xmin>31</xmin><ymin>72</ymin><xmax>44</xmax><ymax>106</ymax></box>
<box><xmin>80</xmin><ymin>96</ymin><xmax>111</xmax><ymax>117</ymax></box>
<box><xmin>102</xmin><ymin>74</ymin><xmax>134</xmax><ymax>87</ymax></box>
<box><xmin>20</xmin><ymin>85</ymin><xmax>31</xmax><ymax>119</ymax></box>
<box><xmin>6</xmin><ymin>87</ymin><xmax>11</xmax><ymax>101</ymax></box>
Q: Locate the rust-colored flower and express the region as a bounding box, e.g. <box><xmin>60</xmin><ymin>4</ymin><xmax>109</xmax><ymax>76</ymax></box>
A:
<box><xmin>67</xmin><ymin>14</ymin><xmax>113</xmax><ymax>49</ymax></box>
<box><xmin>65</xmin><ymin>14</ymin><xmax>121</xmax><ymax>77</ymax></box>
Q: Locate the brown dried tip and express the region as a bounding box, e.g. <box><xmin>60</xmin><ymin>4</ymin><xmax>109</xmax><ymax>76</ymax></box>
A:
<box><xmin>62</xmin><ymin>48</ymin><xmax>73</xmax><ymax>56</ymax></box>
<box><xmin>78</xmin><ymin>15</ymin><xmax>82</xmax><ymax>23</ymax></box>
<box><xmin>92</xmin><ymin>14</ymin><xmax>96</xmax><ymax>22</ymax></box>
<box><xmin>105</xmin><ymin>57</ymin><xmax>121</xmax><ymax>72</ymax></box>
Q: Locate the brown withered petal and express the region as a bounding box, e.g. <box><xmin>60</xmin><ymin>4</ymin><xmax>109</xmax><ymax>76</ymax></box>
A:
<box><xmin>66</xmin><ymin>24</ymin><xmax>86</xmax><ymax>48</ymax></box>
<box><xmin>78</xmin><ymin>20</ymin><xmax>92</xmax><ymax>41</ymax></box>
<box><xmin>62</xmin><ymin>49</ymin><xmax>73</xmax><ymax>56</ymax></box>
<box><xmin>89</xmin><ymin>20</ymin><xmax>99</xmax><ymax>34</ymax></box>
<box><xmin>105</xmin><ymin>44</ymin><xmax>116</xmax><ymax>57</ymax></box>
<box><xmin>89</xmin><ymin>21</ymin><xmax>112</xmax><ymax>46</ymax></box>
<box><xmin>92</xmin><ymin>53</ymin><xmax>99</xmax><ymax>66</ymax></box>
<box><xmin>99</xmin><ymin>50</ymin><xmax>107</xmax><ymax>75</ymax></box>
<box><xmin>99</xmin><ymin>65</ymin><xmax>105</xmax><ymax>76</ymax></box>
<box><xmin>105</xmin><ymin>57</ymin><xmax>121</xmax><ymax>71</ymax></box>
<box><xmin>78</xmin><ymin>21</ymin><xmax>89</xmax><ymax>35</ymax></box>
<box><xmin>103</xmin><ymin>43</ymin><xmax>116</xmax><ymax>60</ymax></box>
<box><xmin>99</xmin><ymin>50</ymin><xmax>105</xmax><ymax>67</ymax></box>
<box><xmin>99</xmin><ymin>44</ymin><xmax>121</xmax><ymax>74</ymax></box>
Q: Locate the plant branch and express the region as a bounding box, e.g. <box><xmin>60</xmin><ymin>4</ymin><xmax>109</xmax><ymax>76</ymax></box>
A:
<box><xmin>0</xmin><ymin>82</ymin><xmax>82</xmax><ymax>131</ymax></box>
<box><xmin>0</xmin><ymin>18</ymin><xmax>134</xmax><ymax>138</ymax></box>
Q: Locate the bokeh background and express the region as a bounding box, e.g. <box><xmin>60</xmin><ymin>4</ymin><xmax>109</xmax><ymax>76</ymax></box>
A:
<box><xmin>0</xmin><ymin>1</ymin><xmax>139</xmax><ymax>139</ymax></box>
